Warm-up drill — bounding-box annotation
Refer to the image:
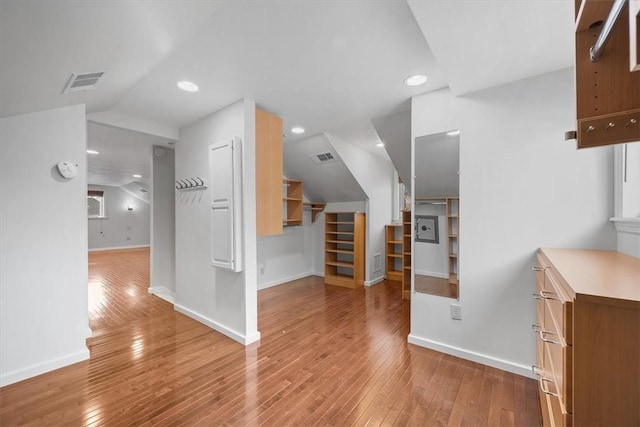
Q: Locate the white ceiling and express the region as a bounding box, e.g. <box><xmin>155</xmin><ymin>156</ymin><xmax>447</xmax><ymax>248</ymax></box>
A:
<box><xmin>407</xmin><ymin>0</ymin><xmax>574</xmax><ymax>96</ymax></box>
<box><xmin>87</xmin><ymin>122</ymin><xmax>174</xmax><ymax>187</ymax></box>
<box><xmin>1</xmin><ymin>1</ymin><xmax>576</xmax><ymax>190</ymax></box>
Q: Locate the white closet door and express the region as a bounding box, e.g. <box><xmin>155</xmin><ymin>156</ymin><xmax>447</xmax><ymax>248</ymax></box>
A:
<box><xmin>209</xmin><ymin>137</ymin><xmax>242</xmax><ymax>272</ymax></box>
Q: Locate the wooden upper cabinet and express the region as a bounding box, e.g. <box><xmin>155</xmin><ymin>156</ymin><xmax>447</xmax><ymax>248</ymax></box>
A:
<box><xmin>255</xmin><ymin>108</ymin><xmax>283</xmax><ymax>236</ymax></box>
<box><xmin>574</xmin><ymin>0</ymin><xmax>640</xmax><ymax>148</ymax></box>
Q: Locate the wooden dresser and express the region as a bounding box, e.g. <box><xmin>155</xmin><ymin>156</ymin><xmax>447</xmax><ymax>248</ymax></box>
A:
<box><xmin>534</xmin><ymin>248</ymin><xmax>639</xmax><ymax>426</ymax></box>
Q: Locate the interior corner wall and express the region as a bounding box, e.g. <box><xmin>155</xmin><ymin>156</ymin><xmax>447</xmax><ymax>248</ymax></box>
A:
<box><xmin>88</xmin><ymin>184</ymin><xmax>150</xmax><ymax>250</ymax></box>
<box><xmin>409</xmin><ymin>68</ymin><xmax>616</xmax><ymax>377</ymax></box>
<box><xmin>174</xmin><ymin>99</ymin><xmax>259</xmax><ymax>345</ymax></box>
<box><xmin>0</xmin><ymin>104</ymin><xmax>89</xmax><ymax>386</ymax></box>
<box><xmin>257</xmin><ymin>210</ymin><xmax>315</xmax><ymax>289</ymax></box>
<box><xmin>326</xmin><ymin>136</ymin><xmax>395</xmax><ymax>284</ymax></box>
<box><xmin>150</xmin><ymin>146</ymin><xmax>176</xmax><ymax>297</ymax></box>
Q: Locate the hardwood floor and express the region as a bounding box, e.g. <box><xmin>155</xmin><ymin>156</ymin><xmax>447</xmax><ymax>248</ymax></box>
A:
<box><xmin>0</xmin><ymin>248</ymin><xmax>541</xmax><ymax>426</ymax></box>
<box><xmin>415</xmin><ymin>274</ymin><xmax>458</xmax><ymax>299</ymax></box>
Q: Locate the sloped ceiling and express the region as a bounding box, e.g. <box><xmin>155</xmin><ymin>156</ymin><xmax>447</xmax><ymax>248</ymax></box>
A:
<box><xmin>372</xmin><ymin>109</ymin><xmax>412</xmax><ymax>192</ymax></box>
<box><xmin>0</xmin><ymin>1</ymin><xmax>224</xmax><ymax>118</ymax></box>
<box><xmin>284</xmin><ymin>135</ymin><xmax>366</xmax><ymax>203</ymax></box>
<box><xmin>407</xmin><ymin>0</ymin><xmax>574</xmax><ymax>96</ymax></box>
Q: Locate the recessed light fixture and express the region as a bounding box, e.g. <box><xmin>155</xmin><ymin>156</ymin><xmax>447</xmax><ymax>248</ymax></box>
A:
<box><xmin>177</xmin><ymin>80</ymin><xmax>199</xmax><ymax>92</ymax></box>
<box><xmin>86</xmin><ymin>149</ymin><xmax>99</xmax><ymax>155</ymax></box>
<box><xmin>404</xmin><ymin>74</ymin><xmax>428</xmax><ymax>86</ymax></box>
<box><xmin>447</xmin><ymin>130</ymin><xmax>461</xmax><ymax>136</ymax></box>
<box><xmin>133</xmin><ymin>174</ymin><xmax>142</xmax><ymax>178</ymax></box>
<box><xmin>376</xmin><ymin>142</ymin><xmax>385</xmax><ymax>147</ymax></box>
<box><xmin>291</xmin><ymin>127</ymin><xmax>305</xmax><ymax>134</ymax></box>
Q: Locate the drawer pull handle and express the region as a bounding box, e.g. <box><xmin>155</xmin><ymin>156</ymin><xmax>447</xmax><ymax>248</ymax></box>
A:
<box><xmin>538</xmin><ymin>290</ymin><xmax>559</xmax><ymax>301</ymax></box>
<box><xmin>539</xmin><ymin>378</ymin><xmax>559</xmax><ymax>397</ymax></box>
<box><xmin>532</xmin><ymin>365</ymin><xmax>543</xmax><ymax>377</ymax></box>
<box><xmin>532</xmin><ymin>266</ymin><xmax>545</xmax><ymax>271</ymax></box>
<box><xmin>533</xmin><ymin>293</ymin><xmax>543</xmax><ymax>300</ymax></box>
<box><xmin>532</xmin><ymin>324</ymin><xmax>541</xmax><ymax>332</ymax></box>
<box><xmin>586</xmin><ymin>125</ymin><xmax>595</xmax><ymax>133</ymax></box>
<box><xmin>604</xmin><ymin>122</ymin><xmax>615</xmax><ymax>130</ymax></box>
<box><xmin>539</xmin><ymin>330</ymin><xmax>561</xmax><ymax>346</ymax></box>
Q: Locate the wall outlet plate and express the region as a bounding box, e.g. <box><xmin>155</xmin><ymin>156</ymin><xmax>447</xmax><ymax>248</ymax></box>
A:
<box><xmin>451</xmin><ymin>304</ymin><xmax>462</xmax><ymax>320</ymax></box>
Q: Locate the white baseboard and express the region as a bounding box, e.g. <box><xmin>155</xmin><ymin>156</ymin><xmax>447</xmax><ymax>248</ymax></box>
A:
<box><xmin>414</xmin><ymin>270</ymin><xmax>448</xmax><ymax>279</ymax></box>
<box><xmin>364</xmin><ymin>276</ymin><xmax>385</xmax><ymax>286</ymax></box>
<box><xmin>174</xmin><ymin>303</ymin><xmax>261</xmax><ymax>346</ymax></box>
<box><xmin>258</xmin><ymin>271</ymin><xmax>314</xmax><ymax>290</ymax></box>
<box><xmin>407</xmin><ymin>334</ymin><xmax>534</xmax><ymax>379</ymax></box>
<box><xmin>0</xmin><ymin>348</ymin><xmax>90</xmax><ymax>387</ymax></box>
<box><xmin>88</xmin><ymin>244</ymin><xmax>150</xmax><ymax>252</ymax></box>
<box><xmin>312</xmin><ymin>271</ymin><xmax>324</xmax><ymax>277</ymax></box>
<box><xmin>148</xmin><ymin>286</ymin><xmax>175</xmax><ymax>304</ymax></box>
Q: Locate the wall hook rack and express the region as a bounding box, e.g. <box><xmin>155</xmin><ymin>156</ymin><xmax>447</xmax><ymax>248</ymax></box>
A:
<box><xmin>176</xmin><ymin>177</ymin><xmax>207</xmax><ymax>191</ymax></box>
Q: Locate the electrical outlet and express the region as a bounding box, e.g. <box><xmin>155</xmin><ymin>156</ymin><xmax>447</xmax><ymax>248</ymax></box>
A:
<box><xmin>451</xmin><ymin>304</ymin><xmax>462</xmax><ymax>320</ymax></box>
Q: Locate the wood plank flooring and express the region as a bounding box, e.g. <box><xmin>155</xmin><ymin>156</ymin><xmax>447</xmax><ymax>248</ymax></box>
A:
<box><xmin>415</xmin><ymin>274</ymin><xmax>458</xmax><ymax>299</ymax></box>
<box><xmin>0</xmin><ymin>248</ymin><xmax>541</xmax><ymax>426</ymax></box>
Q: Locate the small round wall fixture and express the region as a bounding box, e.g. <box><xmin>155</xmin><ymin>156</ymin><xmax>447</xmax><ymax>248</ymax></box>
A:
<box><xmin>291</xmin><ymin>127</ymin><xmax>305</xmax><ymax>134</ymax></box>
<box><xmin>177</xmin><ymin>80</ymin><xmax>199</xmax><ymax>92</ymax></box>
<box><xmin>404</xmin><ymin>74</ymin><xmax>428</xmax><ymax>86</ymax></box>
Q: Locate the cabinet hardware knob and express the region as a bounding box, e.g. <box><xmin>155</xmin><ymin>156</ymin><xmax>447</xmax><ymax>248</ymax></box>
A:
<box><xmin>604</xmin><ymin>122</ymin><xmax>615</xmax><ymax>130</ymax></box>
<box><xmin>533</xmin><ymin>293</ymin><xmax>543</xmax><ymax>300</ymax></box>
<box><xmin>532</xmin><ymin>365</ymin><xmax>543</xmax><ymax>377</ymax></box>
<box><xmin>586</xmin><ymin>125</ymin><xmax>595</xmax><ymax>133</ymax></box>
<box><xmin>532</xmin><ymin>266</ymin><xmax>544</xmax><ymax>271</ymax></box>
<box><xmin>625</xmin><ymin>118</ymin><xmax>637</xmax><ymax>127</ymax></box>
<box><xmin>539</xmin><ymin>290</ymin><xmax>559</xmax><ymax>301</ymax></box>
<box><xmin>539</xmin><ymin>378</ymin><xmax>559</xmax><ymax>397</ymax></box>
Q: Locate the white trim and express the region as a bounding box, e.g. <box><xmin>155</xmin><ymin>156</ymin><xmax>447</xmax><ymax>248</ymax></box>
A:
<box><xmin>364</xmin><ymin>275</ymin><xmax>385</xmax><ymax>286</ymax></box>
<box><xmin>88</xmin><ymin>244</ymin><xmax>150</xmax><ymax>252</ymax></box>
<box><xmin>312</xmin><ymin>271</ymin><xmax>325</xmax><ymax>277</ymax></box>
<box><xmin>610</xmin><ymin>217</ymin><xmax>640</xmax><ymax>234</ymax></box>
<box><xmin>148</xmin><ymin>286</ymin><xmax>175</xmax><ymax>304</ymax></box>
<box><xmin>174</xmin><ymin>303</ymin><xmax>260</xmax><ymax>345</ymax></box>
<box><xmin>258</xmin><ymin>272</ymin><xmax>314</xmax><ymax>290</ymax></box>
<box><xmin>407</xmin><ymin>334</ymin><xmax>534</xmax><ymax>379</ymax></box>
<box><xmin>0</xmin><ymin>348</ymin><xmax>90</xmax><ymax>387</ymax></box>
<box><xmin>414</xmin><ymin>269</ymin><xmax>449</xmax><ymax>279</ymax></box>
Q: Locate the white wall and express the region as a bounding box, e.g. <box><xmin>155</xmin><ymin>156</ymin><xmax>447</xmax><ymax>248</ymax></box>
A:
<box><xmin>414</xmin><ymin>204</ymin><xmax>448</xmax><ymax>277</ymax></box>
<box><xmin>175</xmin><ymin>99</ymin><xmax>259</xmax><ymax>345</ymax></box>
<box><xmin>257</xmin><ymin>210</ymin><xmax>315</xmax><ymax>289</ymax></box>
<box><xmin>0</xmin><ymin>105</ymin><xmax>89</xmax><ymax>386</ymax></box>
<box><xmin>326</xmin><ymin>135</ymin><xmax>396</xmax><ymax>284</ymax></box>
<box><xmin>409</xmin><ymin>68</ymin><xmax>616</xmax><ymax>377</ymax></box>
<box><xmin>88</xmin><ymin>185</ymin><xmax>150</xmax><ymax>250</ymax></box>
<box><xmin>150</xmin><ymin>146</ymin><xmax>176</xmax><ymax>299</ymax></box>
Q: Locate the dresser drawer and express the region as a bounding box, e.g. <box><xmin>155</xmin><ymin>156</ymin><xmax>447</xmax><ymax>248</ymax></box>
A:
<box><xmin>543</xmin><ymin>269</ymin><xmax>573</xmax><ymax>345</ymax></box>
<box><xmin>543</xmin><ymin>333</ymin><xmax>573</xmax><ymax>414</ymax></box>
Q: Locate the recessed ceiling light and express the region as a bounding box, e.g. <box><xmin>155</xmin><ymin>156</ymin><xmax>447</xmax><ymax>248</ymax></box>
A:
<box><xmin>447</xmin><ymin>130</ymin><xmax>461</xmax><ymax>136</ymax></box>
<box><xmin>133</xmin><ymin>174</ymin><xmax>142</xmax><ymax>178</ymax></box>
<box><xmin>177</xmin><ymin>80</ymin><xmax>199</xmax><ymax>92</ymax></box>
<box><xmin>291</xmin><ymin>127</ymin><xmax>305</xmax><ymax>134</ymax></box>
<box><xmin>404</xmin><ymin>74</ymin><xmax>428</xmax><ymax>86</ymax></box>
<box><xmin>376</xmin><ymin>142</ymin><xmax>385</xmax><ymax>147</ymax></box>
<box><xmin>86</xmin><ymin>149</ymin><xmax>99</xmax><ymax>155</ymax></box>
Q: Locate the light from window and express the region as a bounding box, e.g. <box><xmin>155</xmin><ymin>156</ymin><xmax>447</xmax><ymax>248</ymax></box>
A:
<box><xmin>88</xmin><ymin>190</ymin><xmax>105</xmax><ymax>218</ymax></box>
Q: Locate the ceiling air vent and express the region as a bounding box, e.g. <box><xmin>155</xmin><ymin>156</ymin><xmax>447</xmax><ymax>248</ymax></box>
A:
<box><xmin>309</xmin><ymin>151</ymin><xmax>337</xmax><ymax>165</ymax></box>
<box><xmin>62</xmin><ymin>71</ymin><xmax>107</xmax><ymax>94</ymax></box>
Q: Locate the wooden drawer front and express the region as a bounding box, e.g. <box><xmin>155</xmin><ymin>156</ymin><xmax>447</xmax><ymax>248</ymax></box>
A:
<box><xmin>543</xmin><ymin>269</ymin><xmax>573</xmax><ymax>345</ymax></box>
<box><xmin>543</xmin><ymin>333</ymin><xmax>573</xmax><ymax>415</ymax></box>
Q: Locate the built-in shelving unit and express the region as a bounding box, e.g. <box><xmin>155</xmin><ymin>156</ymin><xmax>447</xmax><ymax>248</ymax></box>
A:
<box><xmin>283</xmin><ymin>179</ymin><xmax>303</xmax><ymax>226</ymax></box>
<box><xmin>324</xmin><ymin>212</ymin><xmax>365</xmax><ymax>289</ymax></box>
<box><xmin>446</xmin><ymin>197</ymin><xmax>459</xmax><ymax>287</ymax></box>
<box><xmin>402</xmin><ymin>210</ymin><xmax>412</xmax><ymax>300</ymax></box>
<box><xmin>385</xmin><ymin>224</ymin><xmax>403</xmax><ymax>284</ymax></box>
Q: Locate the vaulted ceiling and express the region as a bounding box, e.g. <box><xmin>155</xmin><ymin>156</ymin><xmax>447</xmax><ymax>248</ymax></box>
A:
<box><xmin>0</xmin><ymin>1</ymin><xmax>575</xmax><ymax>194</ymax></box>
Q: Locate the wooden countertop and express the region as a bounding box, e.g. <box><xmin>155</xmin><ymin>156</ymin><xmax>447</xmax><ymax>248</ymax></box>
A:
<box><xmin>539</xmin><ymin>248</ymin><xmax>640</xmax><ymax>308</ymax></box>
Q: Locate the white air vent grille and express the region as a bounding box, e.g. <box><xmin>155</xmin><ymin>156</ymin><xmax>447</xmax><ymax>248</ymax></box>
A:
<box><xmin>373</xmin><ymin>253</ymin><xmax>382</xmax><ymax>272</ymax></box>
<box><xmin>309</xmin><ymin>151</ymin><xmax>337</xmax><ymax>164</ymax></box>
<box><xmin>63</xmin><ymin>71</ymin><xmax>106</xmax><ymax>94</ymax></box>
